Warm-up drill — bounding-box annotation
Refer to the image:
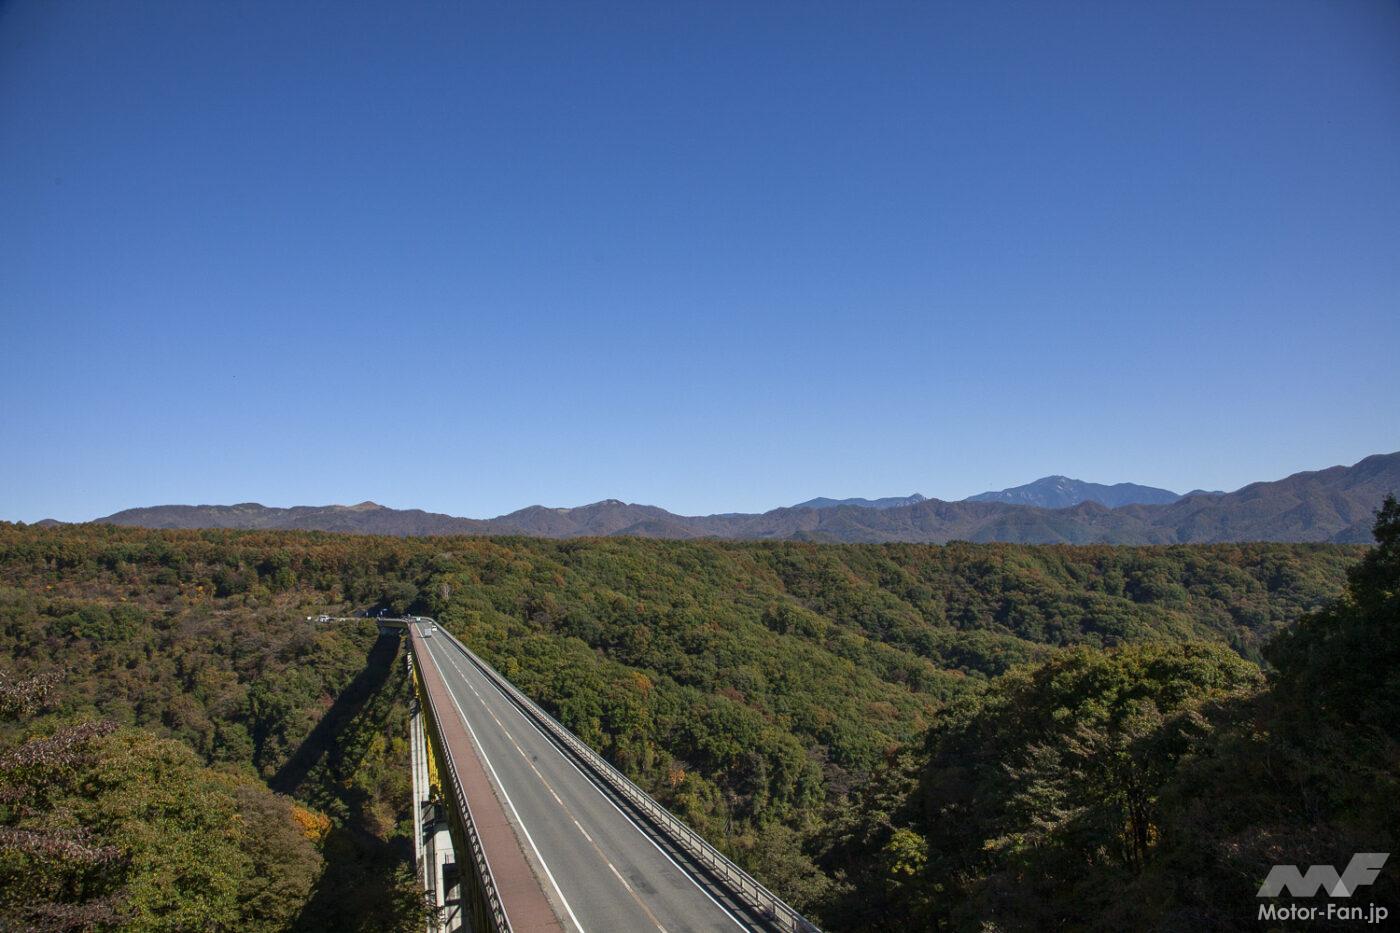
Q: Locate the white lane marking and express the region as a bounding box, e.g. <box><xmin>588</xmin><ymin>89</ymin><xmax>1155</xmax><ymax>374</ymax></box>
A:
<box><xmin>442</xmin><ymin>636</ymin><xmax>747</xmax><ymax>931</ymax></box>
<box><xmin>421</xmin><ymin>635</ymin><xmax>587</xmax><ymax>933</ymax></box>
<box><xmin>442</xmin><ymin>651</ymin><xmax>670</xmax><ymax>932</ymax></box>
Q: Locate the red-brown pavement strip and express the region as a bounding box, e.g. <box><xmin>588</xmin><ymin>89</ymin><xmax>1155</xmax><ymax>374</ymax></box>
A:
<box><xmin>411</xmin><ymin>627</ymin><xmax>565</xmax><ymax>932</ymax></box>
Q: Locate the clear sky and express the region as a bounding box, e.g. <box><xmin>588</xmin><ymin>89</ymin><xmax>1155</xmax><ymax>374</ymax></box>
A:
<box><xmin>3</xmin><ymin>1</ymin><xmax>1398</xmax><ymax>522</ymax></box>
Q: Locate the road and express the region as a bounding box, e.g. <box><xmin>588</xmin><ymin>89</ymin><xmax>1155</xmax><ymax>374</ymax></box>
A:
<box><xmin>413</xmin><ymin>621</ymin><xmax>747</xmax><ymax>933</ymax></box>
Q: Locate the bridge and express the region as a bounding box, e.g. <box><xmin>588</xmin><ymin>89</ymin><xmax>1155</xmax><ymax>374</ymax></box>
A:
<box><xmin>395</xmin><ymin>616</ymin><xmax>819</xmax><ymax>933</ymax></box>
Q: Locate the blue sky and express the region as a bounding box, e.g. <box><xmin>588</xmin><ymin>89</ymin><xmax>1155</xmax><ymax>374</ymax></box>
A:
<box><xmin>3</xmin><ymin>1</ymin><xmax>1398</xmax><ymax>522</ymax></box>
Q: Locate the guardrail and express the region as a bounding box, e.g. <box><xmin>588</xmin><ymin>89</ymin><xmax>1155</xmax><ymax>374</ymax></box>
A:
<box><xmin>432</xmin><ymin>623</ymin><xmax>820</xmax><ymax>933</ymax></box>
<box><xmin>409</xmin><ymin>640</ymin><xmax>513</xmax><ymax>933</ymax></box>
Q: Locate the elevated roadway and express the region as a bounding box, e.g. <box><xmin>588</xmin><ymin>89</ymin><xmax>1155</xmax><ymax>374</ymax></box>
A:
<box><xmin>405</xmin><ymin>619</ymin><xmax>815</xmax><ymax>933</ymax></box>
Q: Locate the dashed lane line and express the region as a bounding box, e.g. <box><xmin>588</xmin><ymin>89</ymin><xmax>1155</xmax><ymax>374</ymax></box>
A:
<box><xmin>440</xmin><ymin>649</ymin><xmax>671</xmax><ymax>933</ymax></box>
<box><xmin>421</xmin><ymin>638</ymin><xmax>587</xmax><ymax>933</ymax></box>
<box><xmin>443</xmin><ymin>636</ymin><xmax>749</xmax><ymax>932</ymax></box>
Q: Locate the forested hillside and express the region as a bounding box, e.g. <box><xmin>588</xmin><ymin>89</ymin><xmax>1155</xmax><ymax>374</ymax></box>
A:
<box><xmin>818</xmin><ymin>500</ymin><xmax>1400</xmax><ymax>930</ymax></box>
<box><xmin>0</xmin><ymin>521</ymin><xmax>1371</xmax><ymax>929</ymax></box>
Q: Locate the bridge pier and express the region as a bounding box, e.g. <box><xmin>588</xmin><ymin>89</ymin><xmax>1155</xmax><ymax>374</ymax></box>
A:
<box><xmin>424</xmin><ymin>804</ymin><xmax>463</xmax><ymax>931</ymax></box>
<box><xmin>409</xmin><ymin>655</ymin><xmax>464</xmax><ymax>932</ymax></box>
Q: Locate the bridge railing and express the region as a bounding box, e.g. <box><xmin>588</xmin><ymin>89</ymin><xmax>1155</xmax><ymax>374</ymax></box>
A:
<box><xmin>409</xmin><ymin>640</ymin><xmax>512</xmax><ymax>933</ymax></box>
<box><xmin>434</xmin><ymin>624</ymin><xmax>819</xmax><ymax>933</ymax></box>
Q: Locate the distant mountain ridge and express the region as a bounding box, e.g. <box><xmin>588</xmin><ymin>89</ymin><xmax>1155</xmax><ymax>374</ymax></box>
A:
<box><xmin>88</xmin><ymin>451</ymin><xmax>1400</xmax><ymax>545</ymax></box>
<box><xmin>966</xmin><ymin>476</ymin><xmax>1182</xmax><ymax>509</ymax></box>
<box><xmin>794</xmin><ymin>494</ymin><xmax>928</xmax><ymax>510</ymax></box>
<box><xmin>800</xmin><ymin>476</ymin><xmax>1188</xmax><ymax>512</ymax></box>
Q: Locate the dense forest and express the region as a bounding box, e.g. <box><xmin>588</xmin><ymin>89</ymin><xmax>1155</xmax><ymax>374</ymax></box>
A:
<box><xmin>819</xmin><ymin>499</ymin><xmax>1400</xmax><ymax>930</ymax></box>
<box><xmin>0</xmin><ymin>511</ymin><xmax>1388</xmax><ymax>930</ymax></box>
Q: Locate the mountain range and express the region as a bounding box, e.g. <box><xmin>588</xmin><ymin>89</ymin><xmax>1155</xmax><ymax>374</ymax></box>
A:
<box><xmin>84</xmin><ymin>451</ymin><xmax>1400</xmax><ymax>545</ymax></box>
<box><xmin>965</xmin><ymin>476</ymin><xmax>1182</xmax><ymax>509</ymax></box>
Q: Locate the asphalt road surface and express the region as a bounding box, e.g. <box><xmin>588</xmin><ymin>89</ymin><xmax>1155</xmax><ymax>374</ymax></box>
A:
<box><xmin>416</xmin><ymin>622</ymin><xmax>746</xmax><ymax>933</ymax></box>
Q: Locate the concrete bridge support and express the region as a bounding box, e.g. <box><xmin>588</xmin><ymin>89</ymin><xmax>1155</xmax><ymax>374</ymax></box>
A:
<box><xmin>409</xmin><ymin>655</ymin><xmax>464</xmax><ymax>932</ymax></box>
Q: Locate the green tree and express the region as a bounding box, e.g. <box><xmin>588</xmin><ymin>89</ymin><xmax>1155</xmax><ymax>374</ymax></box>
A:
<box><xmin>1268</xmin><ymin>494</ymin><xmax>1400</xmax><ymax>736</ymax></box>
<box><xmin>0</xmin><ymin>671</ymin><xmax>323</xmax><ymax>932</ymax></box>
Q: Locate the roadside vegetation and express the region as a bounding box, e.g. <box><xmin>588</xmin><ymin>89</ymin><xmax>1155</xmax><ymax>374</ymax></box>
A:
<box><xmin>0</xmin><ymin>513</ymin><xmax>1387</xmax><ymax>929</ymax></box>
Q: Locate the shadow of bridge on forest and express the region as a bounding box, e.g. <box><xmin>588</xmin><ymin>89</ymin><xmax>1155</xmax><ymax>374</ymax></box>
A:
<box><xmin>276</xmin><ymin>632</ymin><xmax>424</xmax><ymax>932</ymax></box>
<box><xmin>271</xmin><ymin>632</ymin><xmax>401</xmax><ymax>797</ymax></box>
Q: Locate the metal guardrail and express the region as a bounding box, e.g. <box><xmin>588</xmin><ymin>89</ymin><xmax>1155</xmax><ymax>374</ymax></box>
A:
<box><xmin>433</xmin><ymin>623</ymin><xmax>820</xmax><ymax>933</ymax></box>
<box><xmin>410</xmin><ymin>642</ymin><xmax>513</xmax><ymax>933</ymax></box>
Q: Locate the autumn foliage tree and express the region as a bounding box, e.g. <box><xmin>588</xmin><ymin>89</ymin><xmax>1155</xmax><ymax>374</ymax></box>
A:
<box><xmin>0</xmin><ymin>671</ymin><xmax>323</xmax><ymax>932</ymax></box>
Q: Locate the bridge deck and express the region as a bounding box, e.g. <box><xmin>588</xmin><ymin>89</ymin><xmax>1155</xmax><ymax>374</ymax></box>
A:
<box><xmin>411</xmin><ymin>625</ymin><xmax>563</xmax><ymax>932</ymax></box>
<box><xmin>412</xmin><ymin>622</ymin><xmax>746</xmax><ymax>932</ymax></box>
